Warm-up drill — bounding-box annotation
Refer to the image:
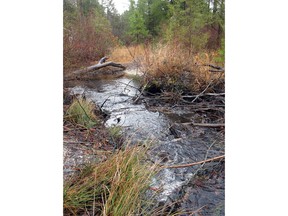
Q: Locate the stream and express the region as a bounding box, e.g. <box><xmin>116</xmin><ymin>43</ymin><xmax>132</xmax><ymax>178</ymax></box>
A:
<box><xmin>64</xmin><ymin>69</ymin><xmax>225</xmax><ymax>215</ymax></box>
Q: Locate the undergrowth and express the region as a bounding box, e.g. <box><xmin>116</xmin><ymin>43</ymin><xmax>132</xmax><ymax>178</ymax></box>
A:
<box><xmin>111</xmin><ymin>42</ymin><xmax>224</xmax><ymax>94</ymax></box>
<box><xmin>140</xmin><ymin>42</ymin><xmax>224</xmax><ymax>93</ymax></box>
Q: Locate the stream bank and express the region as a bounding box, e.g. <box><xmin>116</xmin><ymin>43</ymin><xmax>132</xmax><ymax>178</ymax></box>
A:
<box><xmin>64</xmin><ymin>67</ymin><xmax>225</xmax><ymax>215</ymax></box>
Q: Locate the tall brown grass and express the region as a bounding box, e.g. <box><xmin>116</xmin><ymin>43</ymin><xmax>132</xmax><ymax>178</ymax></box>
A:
<box><xmin>110</xmin><ymin>42</ymin><xmax>224</xmax><ymax>93</ymax></box>
<box><xmin>110</xmin><ymin>44</ymin><xmax>146</xmax><ymax>63</ymax></box>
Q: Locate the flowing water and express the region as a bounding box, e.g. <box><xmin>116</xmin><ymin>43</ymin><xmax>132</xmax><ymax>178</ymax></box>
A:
<box><xmin>64</xmin><ymin>69</ymin><xmax>225</xmax><ymax>215</ymax></box>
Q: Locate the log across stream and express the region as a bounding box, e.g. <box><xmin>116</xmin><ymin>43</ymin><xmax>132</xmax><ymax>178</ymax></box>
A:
<box><xmin>64</xmin><ymin>68</ymin><xmax>225</xmax><ymax>215</ymax></box>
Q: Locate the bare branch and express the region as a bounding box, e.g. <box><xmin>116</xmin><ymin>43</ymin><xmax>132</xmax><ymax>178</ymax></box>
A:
<box><xmin>181</xmin><ymin>122</ymin><xmax>225</xmax><ymax>127</ymax></box>
<box><xmin>162</xmin><ymin>155</ymin><xmax>225</xmax><ymax>169</ymax></box>
<box><xmin>190</xmin><ymin>80</ymin><xmax>214</xmax><ymax>103</ymax></box>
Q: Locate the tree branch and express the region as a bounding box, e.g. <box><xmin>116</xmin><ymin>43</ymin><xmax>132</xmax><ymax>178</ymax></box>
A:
<box><xmin>181</xmin><ymin>122</ymin><xmax>225</xmax><ymax>127</ymax></box>
<box><xmin>162</xmin><ymin>155</ymin><xmax>225</xmax><ymax>169</ymax></box>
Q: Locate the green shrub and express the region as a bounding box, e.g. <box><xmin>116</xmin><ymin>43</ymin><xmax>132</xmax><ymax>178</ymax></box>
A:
<box><xmin>215</xmin><ymin>38</ymin><xmax>225</xmax><ymax>64</ymax></box>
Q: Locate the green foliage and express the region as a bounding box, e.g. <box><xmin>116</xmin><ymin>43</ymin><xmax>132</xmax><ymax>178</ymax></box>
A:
<box><xmin>148</xmin><ymin>0</ymin><xmax>170</xmax><ymax>36</ymax></box>
<box><xmin>215</xmin><ymin>38</ymin><xmax>225</xmax><ymax>64</ymax></box>
<box><xmin>78</xmin><ymin>0</ymin><xmax>102</xmax><ymax>17</ymax></box>
<box><xmin>128</xmin><ymin>9</ymin><xmax>149</xmax><ymax>43</ymax></box>
<box><xmin>65</xmin><ymin>98</ymin><xmax>98</xmax><ymax>128</ymax></box>
<box><xmin>118</xmin><ymin>0</ymin><xmax>224</xmax><ymax>49</ymax></box>
<box><xmin>165</xmin><ymin>0</ymin><xmax>211</xmax><ymax>51</ymax></box>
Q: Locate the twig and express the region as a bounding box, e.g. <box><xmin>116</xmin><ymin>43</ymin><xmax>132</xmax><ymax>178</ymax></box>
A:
<box><xmin>181</xmin><ymin>80</ymin><xmax>213</xmax><ymax>103</ymax></box>
<box><xmin>188</xmin><ymin>205</ymin><xmax>206</xmax><ymax>215</ymax></box>
<box><xmin>162</xmin><ymin>155</ymin><xmax>225</xmax><ymax>169</ymax></box>
<box><xmin>190</xmin><ymin>80</ymin><xmax>214</xmax><ymax>103</ymax></box>
<box><xmin>209</xmin><ymin>69</ymin><xmax>224</xmax><ymax>72</ymax></box>
<box><xmin>182</xmin><ymin>93</ymin><xmax>225</xmax><ymax>98</ymax></box>
<box><xmin>192</xmin><ymin>141</ymin><xmax>217</xmax><ymax>176</ymax></box>
<box><xmin>181</xmin><ymin>122</ymin><xmax>225</xmax><ymax>127</ymax></box>
<box><xmin>63</xmin><ymin>140</ymin><xmax>91</xmax><ymax>145</ymax></box>
<box><xmin>117</xmin><ymin>81</ymin><xmax>141</xmax><ymax>92</ymax></box>
<box><xmin>203</xmin><ymin>64</ymin><xmax>225</xmax><ymax>72</ymax></box>
<box><xmin>133</xmin><ymin>82</ymin><xmax>148</xmax><ymax>103</ymax></box>
<box><xmin>100</xmin><ymin>96</ymin><xmax>111</xmax><ymax>109</ymax></box>
<box><xmin>187</xmin><ymin>107</ymin><xmax>224</xmax><ymax>112</ymax></box>
<box><xmin>172</xmin><ymin>104</ymin><xmax>225</xmax><ymax>108</ymax></box>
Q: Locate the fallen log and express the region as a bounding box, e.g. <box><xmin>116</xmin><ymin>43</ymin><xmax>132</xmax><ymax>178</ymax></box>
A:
<box><xmin>73</xmin><ymin>57</ymin><xmax>126</xmax><ymax>75</ymax></box>
<box><xmin>64</xmin><ymin>57</ymin><xmax>127</xmax><ymax>81</ymax></box>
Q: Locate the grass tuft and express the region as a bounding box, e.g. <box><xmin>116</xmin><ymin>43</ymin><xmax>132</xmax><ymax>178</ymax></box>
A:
<box><xmin>64</xmin><ymin>146</ymin><xmax>158</xmax><ymax>215</ymax></box>
<box><xmin>65</xmin><ymin>97</ymin><xmax>98</xmax><ymax>128</ymax></box>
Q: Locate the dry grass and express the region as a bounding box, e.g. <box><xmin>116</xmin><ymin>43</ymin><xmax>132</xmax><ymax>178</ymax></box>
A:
<box><xmin>191</xmin><ymin>50</ymin><xmax>225</xmax><ymax>92</ymax></box>
<box><xmin>110</xmin><ymin>44</ymin><xmax>146</xmax><ymax>63</ymax></box>
<box><xmin>64</xmin><ymin>146</ymin><xmax>158</xmax><ymax>215</ymax></box>
<box><xmin>110</xmin><ymin>43</ymin><xmax>224</xmax><ymax>93</ymax></box>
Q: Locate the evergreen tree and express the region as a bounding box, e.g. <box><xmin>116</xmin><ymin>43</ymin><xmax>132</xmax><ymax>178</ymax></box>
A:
<box><xmin>128</xmin><ymin>9</ymin><xmax>148</xmax><ymax>43</ymax></box>
<box><xmin>166</xmin><ymin>0</ymin><xmax>218</xmax><ymax>51</ymax></box>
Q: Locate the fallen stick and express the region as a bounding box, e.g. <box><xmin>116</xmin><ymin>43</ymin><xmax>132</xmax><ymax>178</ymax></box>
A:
<box><xmin>162</xmin><ymin>155</ymin><xmax>225</xmax><ymax>169</ymax></box>
<box><xmin>182</xmin><ymin>122</ymin><xmax>225</xmax><ymax>127</ymax></box>
<box><xmin>182</xmin><ymin>80</ymin><xmax>213</xmax><ymax>104</ymax></box>
<box><xmin>134</xmin><ymin>83</ymin><xmax>148</xmax><ymax>103</ymax></box>
<box><xmin>204</xmin><ymin>64</ymin><xmax>225</xmax><ymax>72</ymax></box>
<box><xmin>182</xmin><ymin>93</ymin><xmax>225</xmax><ymax>98</ymax></box>
<box><xmin>172</xmin><ymin>104</ymin><xmax>225</xmax><ymax>108</ymax></box>
<box><xmin>188</xmin><ymin>107</ymin><xmax>225</xmax><ymax>112</ymax></box>
<box><xmin>209</xmin><ymin>69</ymin><xmax>224</xmax><ymax>72</ymax></box>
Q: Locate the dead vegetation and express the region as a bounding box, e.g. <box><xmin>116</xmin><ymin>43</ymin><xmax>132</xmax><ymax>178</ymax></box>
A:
<box><xmin>111</xmin><ymin>42</ymin><xmax>224</xmax><ymax>95</ymax></box>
